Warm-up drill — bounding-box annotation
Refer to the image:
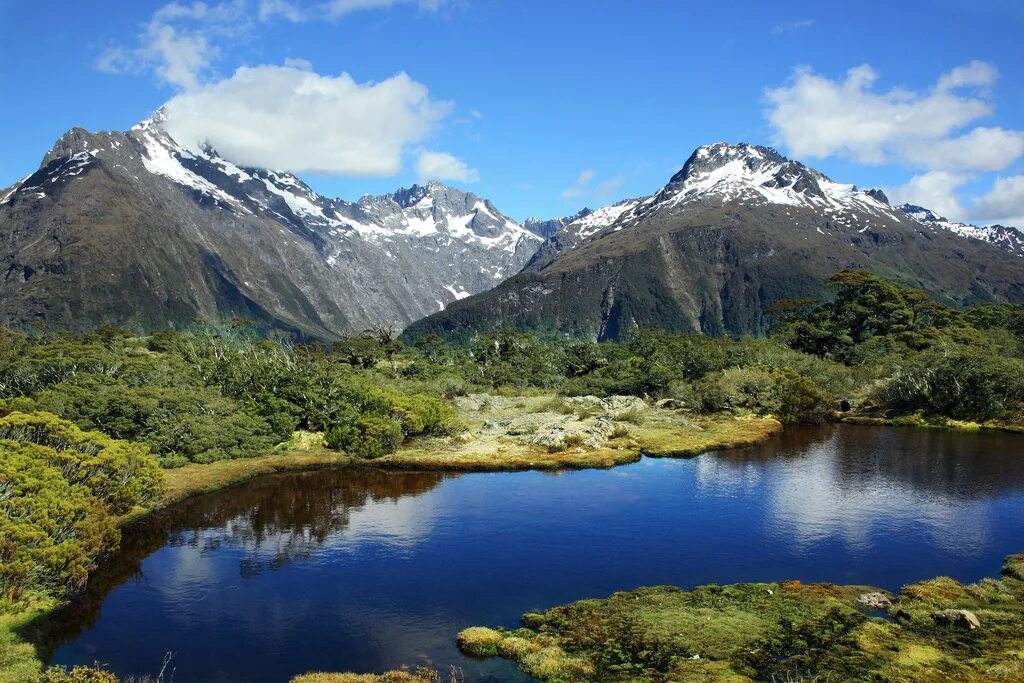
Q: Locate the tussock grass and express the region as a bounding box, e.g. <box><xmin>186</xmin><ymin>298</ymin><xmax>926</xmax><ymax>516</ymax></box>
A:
<box><xmin>459</xmin><ymin>552</ymin><xmax>1024</xmax><ymax>682</ymax></box>
<box><xmin>291</xmin><ymin>669</ymin><xmax>461</xmax><ymax>683</ymax></box>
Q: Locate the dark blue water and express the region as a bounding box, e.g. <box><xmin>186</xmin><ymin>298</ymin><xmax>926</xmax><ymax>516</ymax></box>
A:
<box><xmin>41</xmin><ymin>425</ymin><xmax>1024</xmax><ymax>682</ymax></box>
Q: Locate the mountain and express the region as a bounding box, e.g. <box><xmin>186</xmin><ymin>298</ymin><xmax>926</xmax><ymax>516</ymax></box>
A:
<box><xmin>404</xmin><ymin>142</ymin><xmax>1024</xmax><ymax>342</ymax></box>
<box><xmin>896</xmin><ymin>204</ymin><xmax>1024</xmax><ymax>257</ymax></box>
<box><xmin>523</xmin><ymin>208</ymin><xmax>593</xmax><ymax>239</ymax></box>
<box><xmin>0</xmin><ymin>113</ymin><xmax>541</xmax><ymax>338</ymax></box>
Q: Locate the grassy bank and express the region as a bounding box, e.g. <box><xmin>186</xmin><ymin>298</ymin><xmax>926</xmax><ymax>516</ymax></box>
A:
<box><xmin>840</xmin><ymin>414</ymin><xmax>1024</xmax><ymax>434</ymax></box>
<box><xmin>377</xmin><ymin>394</ymin><xmax>782</xmax><ymax>472</ymax></box>
<box><xmin>458</xmin><ymin>553</ymin><xmax>1024</xmax><ymax>682</ymax></box>
<box><xmin>123</xmin><ymin>446</ymin><xmax>353</xmax><ymax>523</ymax></box>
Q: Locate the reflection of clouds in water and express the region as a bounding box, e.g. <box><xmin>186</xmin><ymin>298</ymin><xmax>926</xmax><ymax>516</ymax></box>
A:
<box><xmin>696</xmin><ymin>435</ymin><xmax>993</xmax><ymax>554</ymax></box>
<box><xmin>694</xmin><ymin>455</ymin><xmax>764</xmax><ymax>495</ymax></box>
<box><xmin>327</xmin><ymin>493</ymin><xmax>438</xmax><ymax>552</ymax></box>
<box><xmin>155</xmin><ymin>488</ymin><xmax>440</xmax><ymax>617</ymax></box>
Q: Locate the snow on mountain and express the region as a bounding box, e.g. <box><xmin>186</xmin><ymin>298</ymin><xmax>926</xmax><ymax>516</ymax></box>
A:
<box><xmin>523</xmin><ymin>208</ymin><xmax>594</xmax><ymax>239</ymax></box>
<box><xmin>897</xmin><ymin>204</ymin><xmax>1024</xmax><ymax>257</ymax></box>
<box><xmin>0</xmin><ymin>113</ymin><xmax>543</xmax><ymax>336</ymax></box>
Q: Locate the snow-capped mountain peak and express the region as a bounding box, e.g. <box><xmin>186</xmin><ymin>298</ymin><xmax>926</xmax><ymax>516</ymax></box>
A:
<box><xmin>658</xmin><ymin>142</ymin><xmax>894</xmax><ymax>217</ymax></box>
<box><xmin>0</xmin><ymin>113</ymin><xmax>545</xmax><ymax>335</ymax></box>
<box><xmin>898</xmin><ymin>203</ymin><xmax>1024</xmax><ymax>256</ymax></box>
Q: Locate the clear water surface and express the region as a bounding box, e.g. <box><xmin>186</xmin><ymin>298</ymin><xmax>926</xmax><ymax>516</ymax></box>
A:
<box><xmin>39</xmin><ymin>425</ymin><xmax>1024</xmax><ymax>682</ymax></box>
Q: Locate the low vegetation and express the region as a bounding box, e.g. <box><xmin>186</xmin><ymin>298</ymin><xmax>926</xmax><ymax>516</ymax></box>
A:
<box><xmin>459</xmin><ymin>552</ymin><xmax>1024</xmax><ymax>682</ymax></box>
<box><xmin>2</xmin><ymin>269</ymin><xmax>1024</xmax><ymax>679</ymax></box>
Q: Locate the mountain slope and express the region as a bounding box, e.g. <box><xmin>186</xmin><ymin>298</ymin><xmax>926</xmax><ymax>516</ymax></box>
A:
<box><xmin>896</xmin><ymin>204</ymin><xmax>1024</xmax><ymax>257</ymax></box>
<box><xmin>523</xmin><ymin>208</ymin><xmax>593</xmax><ymax>239</ymax></box>
<box><xmin>0</xmin><ymin>115</ymin><xmax>541</xmax><ymax>338</ymax></box>
<box><xmin>405</xmin><ymin>143</ymin><xmax>1024</xmax><ymax>342</ymax></box>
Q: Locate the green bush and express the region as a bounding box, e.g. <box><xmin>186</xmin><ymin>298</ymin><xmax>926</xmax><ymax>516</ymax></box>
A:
<box><xmin>324</xmin><ymin>416</ymin><xmax>403</xmax><ymax>458</ymax></box>
<box><xmin>0</xmin><ymin>442</ymin><xmax>119</xmax><ymax>602</ymax></box>
<box><xmin>31</xmin><ymin>381</ymin><xmax>282</xmax><ymax>465</ymax></box>
<box><xmin>0</xmin><ymin>411</ymin><xmax>163</xmax><ymax>514</ymax></box>
<box><xmin>874</xmin><ymin>346</ymin><xmax>1024</xmax><ymax>420</ymax></box>
<box><xmin>693</xmin><ymin>366</ymin><xmax>829</xmax><ymax>424</ymax></box>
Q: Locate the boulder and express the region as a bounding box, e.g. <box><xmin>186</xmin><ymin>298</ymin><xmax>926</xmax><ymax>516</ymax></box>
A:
<box><xmin>931</xmin><ymin>609</ymin><xmax>980</xmax><ymax>630</ymax></box>
<box><xmin>856</xmin><ymin>592</ymin><xmax>892</xmax><ymax>610</ymax></box>
<box><xmin>655</xmin><ymin>398</ymin><xmax>687</xmax><ymax>410</ymax></box>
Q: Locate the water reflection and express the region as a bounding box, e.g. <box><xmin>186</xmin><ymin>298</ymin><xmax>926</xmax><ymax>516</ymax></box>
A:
<box><xmin>697</xmin><ymin>425</ymin><xmax>1024</xmax><ymax>551</ymax></box>
<box><xmin>28</xmin><ymin>468</ymin><xmax>447</xmax><ymax>663</ymax></box>
<box><xmin>37</xmin><ymin>426</ymin><xmax>1024</xmax><ymax>683</ymax></box>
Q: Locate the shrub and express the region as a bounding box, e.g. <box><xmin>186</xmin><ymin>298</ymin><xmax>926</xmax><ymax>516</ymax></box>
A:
<box><xmin>609</xmin><ymin>425</ymin><xmax>631</xmax><ymax>439</ymax></box>
<box><xmin>32</xmin><ymin>665</ymin><xmax>120</xmax><ymax>682</ymax></box>
<box><xmin>324</xmin><ymin>416</ymin><xmax>403</xmax><ymax>458</ymax></box>
<box><xmin>0</xmin><ymin>442</ymin><xmax>119</xmax><ymax>602</ymax></box>
<box><xmin>615</xmin><ymin>407</ymin><xmax>647</xmax><ymax>425</ymax></box>
<box><xmin>873</xmin><ymin>346</ymin><xmax>1024</xmax><ymax>420</ymax></box>
<box><xmin>0</xmin><ymin>411</ymin><xmax>164</xmax><ymax>513</ymax></box>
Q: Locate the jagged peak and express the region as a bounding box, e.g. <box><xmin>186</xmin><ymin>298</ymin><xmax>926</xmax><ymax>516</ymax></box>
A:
<box><xmin>132</xmin><ymin>106</ymin><xmax>170</xmax><ymax>132</ymax></box>
<box><xmin>670</xmin><ymin>142</ymin><xmax>789</xmax><ymax>184</ymax></box>
<box><xmin>866</xmin><ymin>189</ymin><xmax>890</xmax><ymax>205</ymax></box>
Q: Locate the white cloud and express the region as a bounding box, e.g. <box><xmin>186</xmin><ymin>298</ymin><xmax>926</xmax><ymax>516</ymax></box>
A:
<box><xmin>764</xmin><ymin>61</ymin><xmax>1024</xmax><ymax>172</ymax></box>
<box><xmin>970</xmin><ymin>175</ymin><xmax>1024</xmax><ymax>226</ymax></box>
<box><xmin>771</xmin><ymin>19</ymin><xmax>813</xmax><ymax>34</ymax></box>
<box><xmin>162</xmin><ymin>65</ymin><xmax>452</xmax><ymax>176</ymax></box>
<box><xmin>561</xmin><ymin>169</ymin><xmax>595</xmax><ymax>198</ymax></box>
<box><xmin>885</xmin><ymin>171</ymin><xmax>968</xmax><ymax>219</ymax></box>
<box><xmin>327</xmin><ymin>0</ymin><xmax>448</xmax><ymax>17</ymax></box>
<box><xmin>561</xmin><ymin>169</ymin><xmax>622</xmax><ymax>202</ymax></box>
<box><xmin>258</xmin><ymin>0</ymin><xmax>305</xmax><ymax>21</ymax></box>
<box><xmin>96</xmin><ymin>0</ymin><xmax>249</xmax><ymax>89</ymax></box>
<box><xmin>98</xmin><ymin>0</ymin><xmax>450</xmax><ymax>88</ymax></box>
<box><xmin>415</xmin><ymin>150</ymin><xmax>479</xmax><ymax>183</ymax></box>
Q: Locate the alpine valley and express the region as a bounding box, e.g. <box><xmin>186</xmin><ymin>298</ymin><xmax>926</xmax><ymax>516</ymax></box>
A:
<box><xmin>2</xmin><ymin>120</ymin><xmax>1023</xmax><ymax>342</ymax></box>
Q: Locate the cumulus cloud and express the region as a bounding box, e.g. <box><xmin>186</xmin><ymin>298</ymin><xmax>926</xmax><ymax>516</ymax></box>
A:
<box><xmin>161</xmin><ymin>64</ymin><xmax>452</xmax><ymax>176</ymax></box>
<box><xmin>415</xmin><ymin>150</ymin><xmax>479</xmax><ymax>182</ymax></box>
<box><xmin>97</xmin><ymin>0</ymin><xmax>249</xmax><ymax>89</ymax></box>
<box><xmin>764</xmin><ymin>61</ymin><xmax>1024</xmax><ymax>172</ymax></box>
<box><xmin>970</xmin><ymin>176</ymin><xmax>1024</xmax><ymax>226</ymax></box>
<box><xmin>885</xmin><ymin>172</ymin><xmax>968</xmax><ymax>220</ymax></box>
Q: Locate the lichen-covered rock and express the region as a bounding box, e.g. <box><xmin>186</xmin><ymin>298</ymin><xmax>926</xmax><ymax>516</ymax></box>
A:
<box><xmin>857</xmin><ymin>592</ymin><xmax>892</xmax><ymax>609</ymax></box>
<box><xmin>931</xmin><ymin>609</ymin><xmax>980</xmax><ymax>629</ymax></box>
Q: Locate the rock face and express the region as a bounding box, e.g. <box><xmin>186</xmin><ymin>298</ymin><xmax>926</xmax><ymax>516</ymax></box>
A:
<box><xmin>523</xmin><ymin>208</ymin><xmax>594</xmax><ymax>239</ymax></box>
<box><xmin>405</xmin><ymin>142</ymin><xmax>1024</xmax><ymax>342</ymax></box>
<box><xmin>931</xmin><ymin>609</ymin><xmax>981</xmax><ymax>630</ymax></box>
<box><xmin>0</xmin><ymin>113</ymin><xmax>541</xmax><ymax>339</ymax></box>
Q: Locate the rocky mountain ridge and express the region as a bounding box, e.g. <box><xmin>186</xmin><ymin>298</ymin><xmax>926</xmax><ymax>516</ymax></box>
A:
<box><xmin>0</xmin><ymin>114</ymin><xmax>542</xmax><ymax>337</ymax></box>
<box><xmin>405</xmin><ymin>142</ymin><xmax>1024</xmax><ymax>341</ymax></box>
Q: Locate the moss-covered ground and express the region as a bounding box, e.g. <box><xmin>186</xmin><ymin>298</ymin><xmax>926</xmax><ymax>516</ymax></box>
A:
<box><xmin>458</xmin><ymin>553</ymin><xmax>1024</xmax><ymax>682</ymax></box>
<box><xmin>378</xmin><ymin>394</ymin><xmax>782</xmax><ymax>472</ymax></box>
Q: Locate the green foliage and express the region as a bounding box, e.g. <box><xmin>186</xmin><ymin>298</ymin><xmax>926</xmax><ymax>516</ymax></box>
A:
<box><xmin>324</xmin><ymin>416</ymin><xmax>403</xmax><ymax>458</ymax></box>
<box><xmin>0</xmin><ymin>441</ymin><xmax>119</xmax><ymax>602</ymax></box>
<box><xmin>873</xmin><ymin>345</ymin><xmax>1024</xmax><ymax>420</ymax></box>
<box><xmin>0</xmin><ymin>411</ymin><xmax>163</xmax><ymax>514</ymax></box>
<box><xmin>770</xmin><ymin>269</ymin><xmax>1024</xmax><ymax>422</ymax></box>
<box><xmin>31</xmin><ymin>665</ymin><xmax>120</xmax><ymax>682</ymax></box>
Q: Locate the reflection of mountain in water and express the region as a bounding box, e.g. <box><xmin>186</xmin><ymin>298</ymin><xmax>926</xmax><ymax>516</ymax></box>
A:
<box><xmin>24</xmin><ymin>467</ymin><xmax>447</xmax><ymax>661</ymax></box>
<box><xmin>697</xmin><ymin>425</ymin><xmax>1024</xmax><ymax>551</ymax></box>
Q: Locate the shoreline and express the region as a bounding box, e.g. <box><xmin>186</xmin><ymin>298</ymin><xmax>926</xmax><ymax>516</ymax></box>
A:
<box><xmin>6</xmin><ymin>414</ymin><xmax>1019</xmax><ymax>681</ymax></box>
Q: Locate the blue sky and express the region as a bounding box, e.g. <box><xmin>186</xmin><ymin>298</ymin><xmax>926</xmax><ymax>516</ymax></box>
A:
<box><xmin>1</xmin><ymin>0</ymin><xmax>1022</xmax><ymax>224</ymax></box>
